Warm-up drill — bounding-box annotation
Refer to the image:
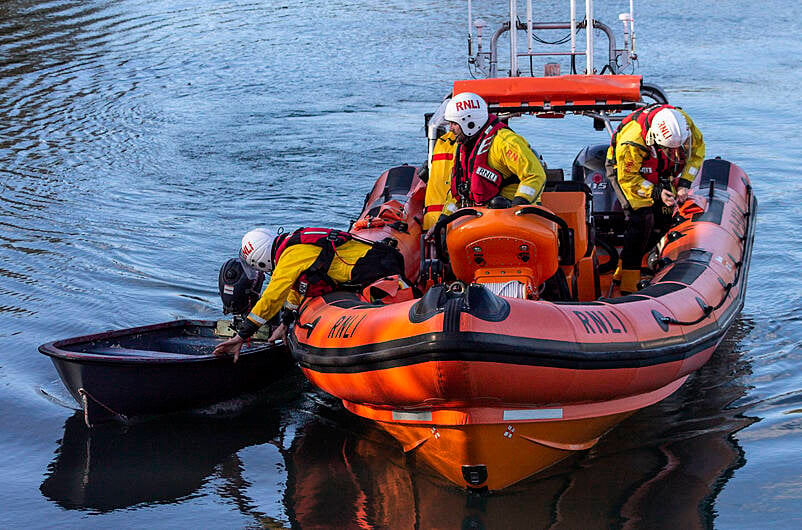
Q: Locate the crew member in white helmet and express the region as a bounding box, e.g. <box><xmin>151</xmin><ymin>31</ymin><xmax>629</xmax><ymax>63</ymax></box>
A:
<box><xmin>606</xmin><ymin>104</ymin><xmax>705</xmax><ymax>293</ymax></box>
<box><xmin>213</xmin><ymin>227</ymin><xmax>405</xmax><ymax>362</ymax></box>
<box><xmin>434</xmin><ymin>92</ymin><xmax>547</xmax><ymax>217</ymax></box>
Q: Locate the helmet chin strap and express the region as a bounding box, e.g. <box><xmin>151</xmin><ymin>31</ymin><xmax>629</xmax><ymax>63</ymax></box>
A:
<box><xmin>457</xmin><ymin>130</ymin><xmax>479</xmax><ymax>145</ymax></box>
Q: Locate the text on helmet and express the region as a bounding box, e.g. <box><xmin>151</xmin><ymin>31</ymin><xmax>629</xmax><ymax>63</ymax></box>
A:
<box><xmin>658</xmin><ymin>121</ymin><xmax>672</xmax><ymax>140</ymax></box>
<box><xmin>455</xmin><ymin>99</ymin><xmax>481</xmax><ymax>111</ymax></box>
<box><xmin>241</xmin><ymin>241</ymin><xmax>255</xmax><ymax>257</ymax></box>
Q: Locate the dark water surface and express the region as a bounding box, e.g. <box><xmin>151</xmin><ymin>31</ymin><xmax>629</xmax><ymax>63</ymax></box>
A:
<box><xmin>1</xmin><ymin>0</ymin><xmax>801</xmax><ymax>527</ymax></box>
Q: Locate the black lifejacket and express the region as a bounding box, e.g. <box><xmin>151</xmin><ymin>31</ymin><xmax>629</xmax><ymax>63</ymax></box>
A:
<box><xmin>610</xmin><ymin>104</ymin><xmax>687</xmax><ymax>185</ymax></box>
<box><xmin>273</xmin><ymin>228</ymin><xmax>353</xmax><ymax>298</ymax></box>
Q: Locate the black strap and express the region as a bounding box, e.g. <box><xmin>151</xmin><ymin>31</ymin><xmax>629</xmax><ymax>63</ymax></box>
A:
<box><xmin>237</xmin><ymin>317</ymin><xmax>261</xmax><ymax>340</ymax></box>
<box><xmin>620</xmin><ymin>140</ymin><xmax>651</xmax><ymax>156</ymax></box>
<box><xmin>304</xmin><ymin>242</ymin><xmax>337</xmax><ymax>287</ymax></box>
<box><xmin>280</xmin><ymin>308</ymin><xmax>297</xmax><ymax>326</ymax></box>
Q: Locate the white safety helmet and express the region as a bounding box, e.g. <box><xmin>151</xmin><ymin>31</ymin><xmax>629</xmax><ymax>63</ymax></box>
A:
<box><xmin>444</xmin><ymin>92</ymin><xmax>488</xmax><ymax>137</ymax></box>
<box><xmin>647</xmin><ymin>108</ymin><xmax>690</xmax><ymax>148</ymax></box>
<box><xmin>239</xmin><ymin>228</ymin><xmax>276</xmax><ymax>273</ymax></box>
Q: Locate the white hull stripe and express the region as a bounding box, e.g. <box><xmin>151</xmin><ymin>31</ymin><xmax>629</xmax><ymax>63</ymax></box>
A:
<box><xmin>503</xmin><ymin>408</ymin><xmax>564</xmax><ymax>420</ymax></box>
<box><xmin>392</xmin><ymin>410</ymin><xmax>433</xmax><ymax>422</ymax></box>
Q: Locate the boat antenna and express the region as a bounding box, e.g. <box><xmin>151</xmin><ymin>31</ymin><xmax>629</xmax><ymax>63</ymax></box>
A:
<box><xmin>468</xmin><ymin>0</ymin><xmax>473</xmax><ymax>56</ymax></box>
<box><xmin>570</xmin><ymin>0</ymin><xmax>577</xmax><ymax>73</ymax></box>
<box><xmin>629</xmin><ymin>0</ymin><xmax>636</xmax><ymax>56</ymax></box>
<box><xmin>585</xmin><ymin>0</ymin><xmax>594</xmax><ymax>74</ymax></box>
<box><xmin>526</xmin><ymin>0</ymin><xmax>533</xmax><ymax>75</ymax></box>
<box><xmin>616</xmin><ymin>0</ymin><xmax>637</xmax><ymax>70</ymax></box>
<box><xmin>509</xmin><ymin>0</ymin><xmax>518</xmax><ymax>76</ymax></box>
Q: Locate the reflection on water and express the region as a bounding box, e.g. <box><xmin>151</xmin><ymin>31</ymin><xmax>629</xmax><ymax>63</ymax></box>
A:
<box><xmin>1</xmin><ymin>0</ymin><xmax>796</xmax><ymax>525</ymax></box>
<box><xmin>40</xmin><ymin>405</ymin><xmax>284</xmax><ymax>513</ymax></box>
<box><xmin>38</xmin><ymin>321</ymin><xmax>757</xmax><ymax>526</ymax></box>
<box><xmin>281</xmin><ymin>320</ymin><xmax>758</xmax><ymax>529</ymax></box>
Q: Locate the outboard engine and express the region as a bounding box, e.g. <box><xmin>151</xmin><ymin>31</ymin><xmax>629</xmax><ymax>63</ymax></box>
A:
<box><xmin>218</xmin><ymin>258</ymin><xmax>265</xmax><ymax>331</ymax></box>
<box><xmin>571</xmin><ymin>144</ymin><xmax>626</xmax><ymax>246</ymax></box>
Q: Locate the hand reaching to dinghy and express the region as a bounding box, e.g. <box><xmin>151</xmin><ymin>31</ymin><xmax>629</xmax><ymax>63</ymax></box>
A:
<box><xmin>213</xmin><ymin>334</ymin><xmax>244</xmax><ymax>363</ymax></box>
<box><xmin>268</xmin><ymin>323</ymin><xmax>287</xmax><ymax>345</ymax></box>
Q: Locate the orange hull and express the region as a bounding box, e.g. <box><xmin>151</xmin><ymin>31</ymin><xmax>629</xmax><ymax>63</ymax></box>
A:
<box><xmin>378</xmin><ymin>415</ymin><xmax>632</xmax><ymax>491</ymax></box>
<box><xmin>338</xmin><ymin>377</ymin><xmax>685</xmax><ymax>490</ymax></box>
<box><xmin>289</xmin><ymin>159</ymin><xmax>757</xmax><ymax>490</ymax></box>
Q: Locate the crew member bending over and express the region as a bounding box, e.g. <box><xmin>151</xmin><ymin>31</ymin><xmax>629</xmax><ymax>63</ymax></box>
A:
<box><xmin>606</xmin><ymin>104</ymin><xmax>705</xmax><ymax>294</ymax></box>
<box><xmin>213</xmin><ymin>227</ymin><xmax>405</xmax><ymax>362</ymax></box>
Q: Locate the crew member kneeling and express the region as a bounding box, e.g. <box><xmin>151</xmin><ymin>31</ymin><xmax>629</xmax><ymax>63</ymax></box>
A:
<box><xmin>213</xmin><ymin>227</ymin><xmax>405</xmax><ymax>362</ymax></box>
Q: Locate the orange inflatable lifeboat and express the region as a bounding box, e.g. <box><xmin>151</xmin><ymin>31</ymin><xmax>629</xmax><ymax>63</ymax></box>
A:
<box><xmin>288</xmin><ymin>154</ymin><xmax>756</xmax><ymax>491</ymax></box>
<box><xmin>283</xmin><ymin>64</ymin><xmax>757</xmax><ymax>490</ymax></box>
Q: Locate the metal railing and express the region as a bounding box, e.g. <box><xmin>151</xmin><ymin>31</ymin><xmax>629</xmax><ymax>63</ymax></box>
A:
<box><xmin>468</xmin><ymin>0</ymin><xmax>638</xmax><ymax>78</ymax></box>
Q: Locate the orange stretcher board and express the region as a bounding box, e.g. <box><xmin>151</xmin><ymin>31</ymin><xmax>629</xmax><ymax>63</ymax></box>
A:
<box><xmin>453</xmin><ymin>75</ymin><xmax>643</xmax><ymax>109</ymax></box>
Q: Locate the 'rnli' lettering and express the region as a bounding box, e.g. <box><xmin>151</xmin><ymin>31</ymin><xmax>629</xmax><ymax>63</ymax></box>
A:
<box><xmin>455</xmin><ymin>99</ymin><xmax>481</xmax><ymax>111</ymax></box>
<box><xmin>475</xmin><ymin>166</ymin><xmax>500</xmax><ymax>184</ymax></box>
<box><xmin>658</xmin><ymin>121</ymin><xmax>671</xmax><ymax>139</ymax></box>
<box><xmin>327</xmin><ymin>313</ymin><xmax>367</xmax><ymax>339</ymax></box>
<box><xmin>572</xmin><ymin>310</ymin><xmax>627</xmax><ymax>334</ymax></box>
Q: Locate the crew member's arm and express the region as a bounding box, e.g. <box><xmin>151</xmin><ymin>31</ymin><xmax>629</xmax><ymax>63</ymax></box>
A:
<box><xmin>268</xmin><ymin>288</ymin><xmax>303</xmax><ymax>344</ymax></box>
<box><xmin>423</xmin><ymin>133</ymin><xmax>457</xmax><ymax>231</ymax></box>
<box><xmin>213</xmin><ymin>247</ymin><xmax>316</xmax><ymax>362</ymax></box>
<box><xmin>489</xmin><ymin>129</ymin><xmax>546</xmax><ymax>205</ymax></box>
<box><xmin>239</xmin><ymin>257</ymin><xmax>302</xmax><ymax>337</ymax></box>
<box><xmin>614</xmin><ymin>126</ymin><xmax>660</xmax><ymax>210</ymax></box>
<box><xmin>675</xmin><ymin>110</ymin><xmax>705</xmax><ymax>203</ymax></box>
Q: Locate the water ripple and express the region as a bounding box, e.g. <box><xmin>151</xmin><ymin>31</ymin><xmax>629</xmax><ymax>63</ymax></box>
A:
<box><xmin>0</xmin><ymin>0</ymin><xmax>799</xmax><ymax>526</ymax></box>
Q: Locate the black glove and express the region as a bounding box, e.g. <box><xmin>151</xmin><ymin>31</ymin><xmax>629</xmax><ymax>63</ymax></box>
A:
<box><xmin>650</xmin><ymin>184</ymin><xmax>664</xmax><ymax>203</ymax></box>
<box><xmin>488</xmin><ymin>195</ymin><xmax>512</xmax><ymax>209</ymax></box>
<box><xmin>236</xmin><ymin>317</ymin><xmax>261</xmax><ymax>340</ymax></box>
<box><xmin>280</xmin><ymin>308</ymin><xmax>298</xmax><ymax>326</ymax></box>
<box><xmin>511</xmin><ymin>196</ymin><xmax>529</xmax><ymax>206</ymax></box>
<box><xmin>676</xmin><ymin>179</ymin><xmax>692</xmax><ymax>189</ymax></box>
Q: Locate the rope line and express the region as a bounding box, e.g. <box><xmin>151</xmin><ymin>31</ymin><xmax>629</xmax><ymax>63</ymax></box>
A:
<box><xmin>78</xmin><ymin>388</ymin><xmax>129</xmax><ymax>427</ymax></box>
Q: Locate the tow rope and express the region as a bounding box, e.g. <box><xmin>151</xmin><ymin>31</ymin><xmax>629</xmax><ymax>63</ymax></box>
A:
<box><xmin>78</xmin><ymin>387</ymin><xmax>129</xmax><ymax>428</ymax></box>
